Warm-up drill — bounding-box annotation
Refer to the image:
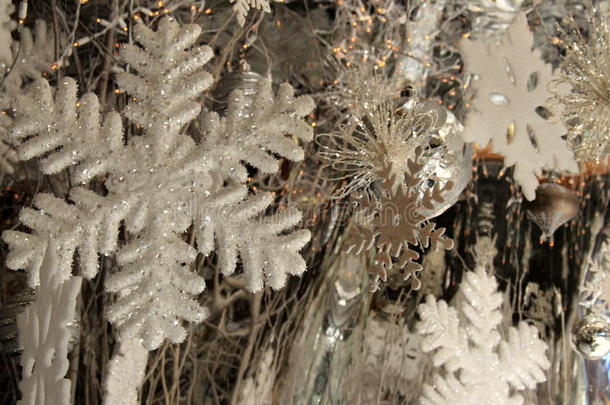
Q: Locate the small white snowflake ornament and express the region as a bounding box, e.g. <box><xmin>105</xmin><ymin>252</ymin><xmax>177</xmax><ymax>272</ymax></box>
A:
<box><xmin>461</xmin><ymin>13</ymin><xmax>578</xmax><ymax>200</ymax></box>
<box><xmin>416</xmin><ymin>237</ymin><xmax>550</xmax><ymax>405</ymax></box>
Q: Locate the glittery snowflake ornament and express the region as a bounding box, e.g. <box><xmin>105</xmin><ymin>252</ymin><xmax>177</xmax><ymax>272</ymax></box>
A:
<box><xmin>416</xmin><ymin>237</ymin><xmax>550</xmax><ymax>404</ymax></box>
<box><xmin>460</xmin><ymin>13</ymin><xmax>577</xmax><ymax>200</ymax></box>
<box><xmin>4</xmin><ymin>17</ymin><xmax>314</xmax><ymax>350</ymax></box>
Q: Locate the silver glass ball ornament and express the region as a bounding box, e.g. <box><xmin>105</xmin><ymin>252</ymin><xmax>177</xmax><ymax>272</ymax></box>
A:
<box><xmin>571</xmin><ymin>315</ymin><xmax>610</xmax><ymax>360</ymax></box>
<box><xmin>395</xmin><ymin>98</ymin><xmax>472</xmax><ymax>220</ymax></box>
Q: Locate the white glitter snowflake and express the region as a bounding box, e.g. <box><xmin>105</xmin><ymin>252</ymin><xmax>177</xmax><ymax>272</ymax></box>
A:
<box><xmin>416</xmin><ymin>237</ymin><xmax>550</xmax><ymax>405</ymax></box>
<box><xmin>4</xmin><ymin>17</ymin><xmax>314</xmax><ymax>350</ymax></box>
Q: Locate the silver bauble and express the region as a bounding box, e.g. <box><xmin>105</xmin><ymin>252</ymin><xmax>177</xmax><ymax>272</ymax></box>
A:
<box><xmin>396</xmin><ymin>98</ymin><xmax>473</xmax><ymax>219</ymax></box>
<box><xmin>212</xmin><ymin>62</ymin><xmax>262</xmax><ymax>113</ymax></box>
<box><xmin>571</xmin><ymin>315</ymin><xmax>610</xmax><ymax>360</ymax></box>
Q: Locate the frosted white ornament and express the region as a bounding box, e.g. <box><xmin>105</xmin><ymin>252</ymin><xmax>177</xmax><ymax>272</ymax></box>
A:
<box><xmin>416</xmin><ymin>236</ymin><xmax>550</xmax><ymax>404</ymax></box>
<box><xmin>4</xmin><ymin>16</ymin><xmax>315</xmax><ymax>351</ymax></box>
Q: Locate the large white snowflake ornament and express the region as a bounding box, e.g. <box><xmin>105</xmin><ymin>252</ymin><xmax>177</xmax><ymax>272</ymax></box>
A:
<box><xmin>4</xmin><ymin>17</ymin><xmax>314</xmax><ymax>350</ymax></box>
<box><xmin>416</xmin><ymin>237</ymin><xmax>550</xmax><ymax>404</ymax></box>
<box><xmin>460</xmin><ymin>13</ymin><xmax>577</xmax><ymax>200</ymax></box>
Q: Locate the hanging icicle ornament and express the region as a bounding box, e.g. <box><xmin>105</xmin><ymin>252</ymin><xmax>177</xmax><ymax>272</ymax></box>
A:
<box><xmin>525</xmin><ymin>183</ymin><xmax>579</xmax><ymax>245</ymax></box>
<box><xmin>571</xmin><ymin>315</ymin><xmax>610</xmax><ymax>360</ymax></box>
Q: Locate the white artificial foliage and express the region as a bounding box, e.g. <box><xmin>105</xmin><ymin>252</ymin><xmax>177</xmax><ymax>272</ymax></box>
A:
<box><xmin>460</xmin><ymin>13</ymin><xmax>577</xmax><ymax>200</ymax></box>
<box><xmin>230</xmin><ymin>0</ymin><xmax>271</xmax><ymax>26</ymax></box>
<box><xmin>17</xmin><ymin>240</ymin><xmax>82</xmax><ymax>405</ymax></box>
<box><xmin>3</xmin><ymin>17</ymin><xmax>314</xmax><ymax>350</ymax></box>
<box><xmin>103</xmin><ymin>339</ymin><xmax>149</xmax><ymax>405</ymax></box>
<box><xmin>416</xmin><ymin>237</ymin><xmax>550</xmax><ymax>405</ymax></box>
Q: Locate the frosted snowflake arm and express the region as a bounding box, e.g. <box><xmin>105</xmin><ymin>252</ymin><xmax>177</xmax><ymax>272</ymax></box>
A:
<box><xmin>499</xmin><ymin>322</ymin><xmax>550</xmax><ymax>390</ymax></box>
<box><xmin>207</xmin><ymin>79</ymin><xmax>314</xmax><ymax>178</ymax></box>
<box><xmin>4</xmin><ymin>194</ymin><xmax>78</xmax><ymax>285</ymax></box>
<box><xmin>10</xmin><ymin>78</ymin><xmax>71</xmax><ymax>160</ymax></box>
<box><xmin>194</xmin><ymin>187</ymin><xmax>310</xmax><ymax>292</ymax></box>
<box><xmin>240</xmin><ymin>218</ymin><xmax>310</xmax><ymax>292</ymax></box>
<box><xmin>106</xmin><ymin>229</ymin><xmax>207</xmax><ymax>349</ymax></box>
<box><xmin>9</xmin><ymin>78</ymin><xmax>121</xmax><ymax>182</ymax></box>
<box><xmin>116</xmin><ymin>19</ymin><xmax>213</xmax><ymax>137</ymax></box>
<box><xmin>460</xmin><ymin>266</ymin><xmax>503</xmax><ymax>350</ymax></box>
<box><xmin>3</xmin><ymin>189</ymin><xmax>129</xmax><ymax>286</ymax></box>
<box><xmin>417</xmin><ymin>294</ymin><xmax>468</xmax><ymax>372</ymax></box>
<box><xmin>421</xmin><ymin>373</ymin><xmax>469</xmax><ymax>405</ymax></box>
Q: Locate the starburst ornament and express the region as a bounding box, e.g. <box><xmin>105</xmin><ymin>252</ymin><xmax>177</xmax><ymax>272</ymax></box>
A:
<box><xmin>460</xmin><ymin>13</ymin><xmax>578</xmax><ymax>200</ymax></box>
<box><xmin>550</xmin><ymin>3</ymin><xmax>610</xmax><ymax>162</ymax></box>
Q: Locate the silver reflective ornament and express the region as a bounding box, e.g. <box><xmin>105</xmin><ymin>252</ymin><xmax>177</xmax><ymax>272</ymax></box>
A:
<box><xmin>396</xmin><ymin>99</ymin><xmax>473</xmax><ymax>219</ymax></box>
<box><xmin>212</xmin><ymin>62</ymin><xmax>262</xmax><ymax>113</ymax></box>
<box><xmin>571</xmin><ymin>315</ymin><xmax>610</xmax><ymax>360</ymax></box>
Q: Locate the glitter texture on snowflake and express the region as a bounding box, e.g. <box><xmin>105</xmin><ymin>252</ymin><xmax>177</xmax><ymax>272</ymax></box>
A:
<box><xmin>4</xmin><ymin>17</ymin><xmax>314</xmax><ymax>350</ymax></box>
<box><xmin>460</xmin><ymin>13</ymin><xmax>577</xmax><ymax>200</ymax></box>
